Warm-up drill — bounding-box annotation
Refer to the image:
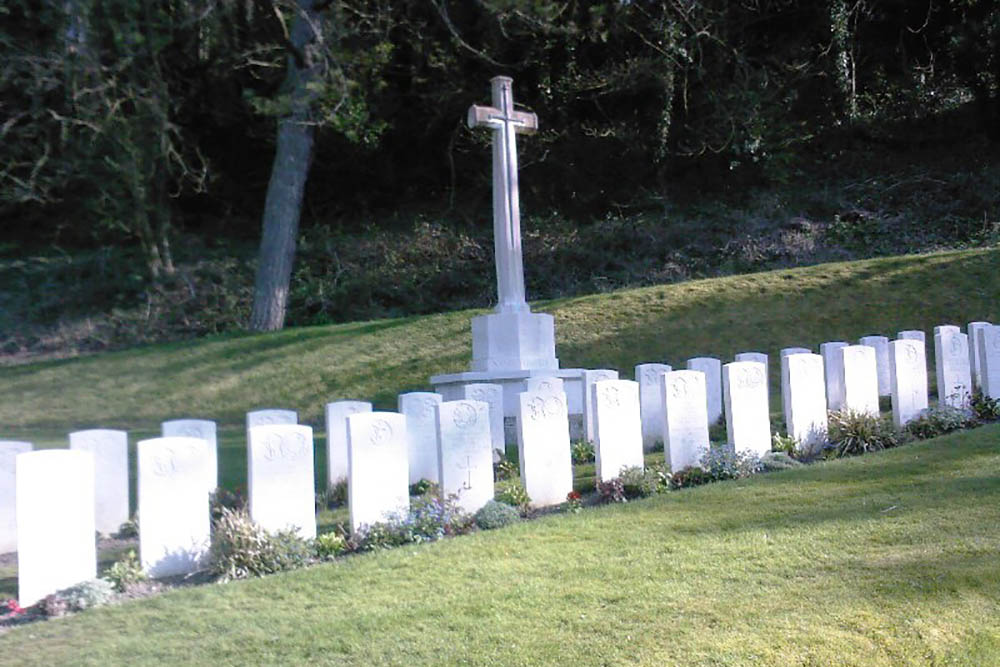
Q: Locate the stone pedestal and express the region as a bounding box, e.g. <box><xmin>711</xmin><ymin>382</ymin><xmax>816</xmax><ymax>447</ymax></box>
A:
<box><xmin>470</xmin><ymin>310</ymin><xmax>558</xmax><ymax>372</ymax></box>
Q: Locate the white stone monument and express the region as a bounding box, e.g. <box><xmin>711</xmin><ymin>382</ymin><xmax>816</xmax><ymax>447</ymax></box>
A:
<box><xmin>979</xmin><ymin>325</ymin><xmax>1000</xmax><ymax>400</ymax></box>
<box><xmin>592</xmin><ymin>379</ymin><xmax>643</xmax><ymax>482</ymax></box>
<box><xmin>347</xmin><ymin>412</ymin><xmax>409</xmax><ymax>533</ymax></box>
<box><xmin>821</xmin><ymin>341</ymin><xmax>849</xmax><ymax>411</ymax></box>
<box><xmin>780</xmin><ymin>353</ymin><xmax>827</xmax><ymax>454</ymax></box>
<box><xmin>16</xmin><ymin>449</ymin><xmax>97</xmax><ymax>607</ymax></box>
<box><xmin>723</xmin><ymin>361</ymin><xmax>771</xmax><ymax>456</ymax></box>
<box><xmin>662</xmin><ymin>370</ymin><xmax>710</xmax><ymax>471</ymax></box>
<box><xmin>398</xmin><ymin>392</ymin><xmax>443</xmax><ymax>484</ymax></box>
<box><xmin>69</xmin><ymin>429</ymin><xmax>129</xmax><ymax>535</ymax></box>
<box><xmin>517</xmin><ymin>389</ymin><xmax>573</xmax><ymax>507</ymax></box>
<box><xmin>635</xmin><ymin>363</ymin><xmax>672</xmax><ymax>452</ymax></box>
<box><xmin>162</xmin><ymin>419</ymin><xmax>218</xmax><ymax>492</ymax></box>
<box><xmin>780</xmin><ymin>347</ymin><xmax>811</xmax><ymax>358</ymax></box>
<box><xmin>841</xmin><ymin>345</ymin><xmax>880</xmax><ymax>417</ymax></box>
<box><xmin>934</xmin><ymin>325</ymin><xmax>960</xmax><ymax>336</ymax></box>
<box><xmin>248</xmin><ymin>424</ymin><xmax>316</xmax><ymax>540</ymax></box>
<box><xmin>889</xmin><ymin>339</ymin><xmax>929</xmax><ymax>427</ymax></box>
<box><xmin>934</xmin><ymin>329</ymin><xmax>972</xmax><ymax>408</ymax></box>
<box><xmin>137</xmin><ymin>437</ymin><xmax>211</xmax><ymax>577</ymax></box>
<box><xmin>247</xmin><ymin>408</ymin><xmax>297</xmax><ymax>431</ymax></box>
<box><xmin>0</xmin><ymin>441</ymin><xmax>31</xmax><ymax>554</ymax></box>
<box><xmin>324</xmin><ymin>400</ymin><xmax>371</xmax><ymax>488</ymax></box>
<box><xmin>582</xmin><ymin>369</ymin><xmax>619</xmax><ymax>443</ymax></box>
<box><xmin>898</xmin><ymin>330</ymin><xmax>926</xmax><ymax>343</ymax></box>
<box><xmin>524</xmin><ymin>376</ymin><xmax>564</xmax><ymax>394</ymax></box>
<box><xmin>430</xmin><ymin>77</ymin><xmax>584</xmax><ymax>425</ymax></box>
<box><xmin>459</xmin><ymin>383</ymin><xmax>506</xmax><ymax>460</ymax></box>
<box><xmin>436</xmin><ymin>400</ymin><xmax>494</xmax><ymax>514</ymax></box>
<box><xmin>858</xmin><ymin>335</ymin><xmax>891</xmax><ymax>396</ymax></box>
<box><xmin>968</xmin><ymin>321</ymin><xmax>992</xmax><ymax>389</ymax></box>
<box><xmin>687</xmin><ymin>357</ymin><xmax>723</xmax><ymax>425</ymax></box>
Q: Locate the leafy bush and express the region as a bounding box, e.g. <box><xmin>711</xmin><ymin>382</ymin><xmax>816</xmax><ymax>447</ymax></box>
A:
<box><xmin>355</xmin><ymin>495</ymin><xmax>473</xmax><ymax>551</ymax></box>
<box><xmin>760</xmin><ymin>451</ymin><xmax>805</xmax><ymax>472</ymax></box>
<box><xmin>596</xmin><ymin>477</ymin><xmax>626</xmax><ymax>503</ymax></box>
<box><xmin>669</xmin><ymin>466</ymin><xmax>714</xmax><ymax>489</ymax></box>
<box><xmin>105</xmin><ymin>550</ymin><xmax>147</xmax><ymax>593</ymax></box>
<box><xmin>827</xmin><ymin>409</ymin><xmax>903</xmax><ymax>457</ymax></box>
<box><xmin>494</xmin><ymin>456</ymin><xmax>519</xmax><ymax>481</ymax></box>
<box><xmin>209</xmin><ymin>507</ymin><xmax>311</xmax><ymax>581</ymax></box>
<box><xmin>771</xmin><ymin>432</ymin><xmax>798</xmax><ymax>456</ymax></box>
<box><xmin>313</xmin><ymin>531</ymin><xmax>348</xmax><ymax>560</ymax></box>
<box><xmin>701</xmin><ymin>447</ymin><xmax>764</xmax><ymax>480</ymax></box>
<box><xmin>970</xmin><ymin>390</ymin><xmax>1000</xmax><ymax>422</ymax></box>
<box><xmin>571</xmin><ymin>440</ymin><xmax>595</xmax><ymax>464</ymax></box>
<box><xmin>905</xmin><ymin>404</ymin><xmax>976</xmax><ymax>440</ymax></box>
<box><xmin>495</xmin><ymin>480</ymin><xmax>531</xmax><ymax>511</ymax></box>
<box><xmin>409</xmin><ymin>479</ymin><xmax>435</xmax><ymax>496</ymax></box>
<box><xmin>115</xmin><ymin>516</ymin><xmax>139</xmax><ymax>539</ymax></box>
<box><xmin>474</xmin><ymin>500</ymin><xmax>521</xmax><ymax>530</ymax></box>
<box><xmin>42</xmin><ymin>579</ymin><xmax>115</xmax><ymax>616</ymax></box>
<box><xmin>210</xmin><ymin>486</ymin><xmax>246</xmax><ymax>523</ymax></box>
<box><xmin>618</xmin><ymin>466</ymin><xmax>661</xmax><ymax>499</ymax></box>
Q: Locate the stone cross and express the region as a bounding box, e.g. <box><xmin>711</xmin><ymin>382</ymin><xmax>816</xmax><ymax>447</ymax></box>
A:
<box><xmin>468</xmin><ymin>76</ymin><xmax>538</xmax><ymax>313</ymax></box>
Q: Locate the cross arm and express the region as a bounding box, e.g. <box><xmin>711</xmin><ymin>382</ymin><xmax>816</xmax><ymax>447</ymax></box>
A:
<box><xmin>467</xmin><ymin>105</ymin><xmax>539</xmax><ymax>134</ymax></box>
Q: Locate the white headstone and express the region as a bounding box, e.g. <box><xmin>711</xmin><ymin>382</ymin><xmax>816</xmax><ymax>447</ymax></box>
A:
<box><xmin>780</xmin><ymin>347</ymin><xmax>811</xmax><ymax>358</ymax></box>
<box><xmin>137</xmin><ymin>437</ymin><xmax>211</xmax><ymax>578</ymax></box>
<box><xmin>722</xmin><ymin>361</ymin><xmax>771</xmax><ymax>456</ymax></box>
<box><xmin>582</xmin><ymin>369</ymin><xmax>619</xmax><ymax>443</ymax></box>
<box><xmin>934</xmin><ymin>329</ymin><xmax>972</xmax><ymax>408</ymax></box>
<box><xmin>460</xmin><ymin>383</ymin><xmax>506</xmax><ymax>461</ymax></box>
<box><xmin>69</xmin><ymin>429</ymin><xmax>129</xmax><ymax>535</ymax></box>
<box><xmin>635</xmin><ymin>363</ymin><xmax>672</xmax><ymax>452</ymax></box>
<box><xmin>436</xmin><ymin>400</ymin><xmax>494</xmax><ymax>514</ymax></box>
<box><xmin>248</xmin><ymin>424</ymin><xmax>316</xmax><ymax>540</ymax></box>
<box><xmin>780</xmin><ymin>353</ymin><xmax>828</xmax><ymax>454</ymax></box>
<box><xmin>347</xmin><ymin>412</ymin><xmax>409</xmax><ymax>532</ymax></box>
<box><xmin>821</xmin><ymin>341</ymin><xmax>849</xmax><ymax>410</ymax></box>
<box><xmin>898</xmin><ymin>330</ymin><xmax>926</xmax><ymax>343</ymax></box>
<box><xmin>517</xmin><ymin>389</ymin><xmax>573</xmax><ymax>507</ymax></box>
<box><xmin>398</xmin><ymin>392</ymin><xmax>443</xmax><ymax>484</ymax></box>
<box><xmin>968</xmin><ymin>321</ymin><xmax>992</xmax><ymax>390</ymax></box>
<box><xmin>687</xmin><ymin>357</ymin><xmax>723</xmax><ymax>425</ymax></box>
<box><xmin>324</xmin><ymin>401</ymin><xmax>372</xmax><ymax>488</ymax></box>
<box><xmin>16</xmin><ymin>450</ymin><xmax>96</xmax><ymax>607</ymax></box>
<box><xmin>246</xmin><ymin>408</ymin><xmax>297</xmax><ymax>434</ymax></box>
<box><xmin>592</xmin><ymin>379</ymin><xmax>643</xmax><ymax>482</ymax></box>
<box><xmin>734</xmin><ymin>352</ymin><xmax>769</xmax><ymax>385</ymax></box>
<box><xmin>889</xmin><ymin>339</ymin><xmax>929</xmax><ymax>428</ymax></box>
<box><xmin>841</xmin><ymin>345</ymin><xmax>880</xmax><ymax>417</ymax></box>
<box><xmin>0</xmin><ymin>441</ymin><xmax>31</xmax><ymax>554</ymax></box>
<box><xmin>979</xmin><ymin>325</ymin><xmax>1000</xmax><ymax>400</ymax></box>
<box><xmin>934</xmin><ymin>325</ymin><xmax>960</xmax><ymax>336</ymax></box>
<box><xmin>858</xmin><ymin>335</ymin><xmax>891</xmax><ymax>396</ymax></box>
<box><xmin>524</xmin><ymin>376</ymin><xmax>564</xmax><ymax>394</ymax></box>
<box><xmin>662</xmin><ymin>370</ymin><xmax>710</xmax><ymax>471</ymax></box>
<box><xmin>162</xmin><ymin>419</ymin><xmax>218</xmax><ymax>492</ymax></box>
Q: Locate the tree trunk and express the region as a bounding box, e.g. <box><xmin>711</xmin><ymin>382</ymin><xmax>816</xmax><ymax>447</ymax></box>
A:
<box><xmin>248</xmin><ymin>0</ymin><xmax>326</xmax><ymax>332</ymax></box>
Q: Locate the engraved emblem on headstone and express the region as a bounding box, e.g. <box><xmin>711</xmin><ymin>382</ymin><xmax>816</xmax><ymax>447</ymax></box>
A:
<box><xmin>453</xmin><ymin>402</ymin><xmax>479</xmax><ymax>429</ymax></box>
<box><xmin>643</xmin><ymin>368</ymin><xmax>659</xmax><ymax>384</ymax></box>
<box><xmin>602</xmin><ymin>385</ymin><xmax>621</xmax><ymax>407</ymax></box>
<box><xmin>152</xmin><ymin>450</ymin><xmax>177</xmax><ymax>477</ymax></box>
<box><xmin>950</xmin><ymin>336</ymin><xmax>963</xmax><ymax>357</ymax></box>
<box><xmin>370</xmin><ymin>419</ymin><xmax>393</xmax><ymax>446</ymax></box>
<box><xmin>904</xmin><ymin>343</ymin><xmax>918</xmax><ymax>363</ymax></box>
<box><xmin>738</xmin><ymin>366</ymin><xmax>765</xmax><ymax>389</ymax></box>
<box><xmin>537</xmin><ymin>380</ymin><xmax>554</xmax><ymax>393</ymax></box>
<box><xmin>528</xmin><ymin>394</ymin><xmax>564</xmax><ymax>420</ymax></box>
<box><xmin>470</xmin><ymin>388</ymin><xmax>488</xmax><ymax>402</ymax></box>
<box><xmin>670</xmin><ymin>376</ymin><xmax>689</xmax><ymax>399</ymax></box>
<box><xmin>417</xmin><ymin>398</ymin><xmax>438</xmax><ymax>420</ymax></box>
<box><xmin>456</xmin><ymin>455</ymin><xmax>474</xmax><ymax>491</ymax></box>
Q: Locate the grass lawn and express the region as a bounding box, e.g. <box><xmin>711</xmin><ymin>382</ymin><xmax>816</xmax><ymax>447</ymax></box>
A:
<box><xmin>1</xmin><ymin>426</ymin><xmax>998</xmax><ymax>664</ymax></box>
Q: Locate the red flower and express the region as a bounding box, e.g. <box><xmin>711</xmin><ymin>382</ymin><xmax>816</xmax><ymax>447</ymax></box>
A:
<box><xmin>5</xmin><ymin>599</ymin><xmax>24</xmax><ymax>615</ymax></box>
<box><xmin>567</xmin><ymin>491</ymin><xmax>582</xmax><ymax>501</ymax></box>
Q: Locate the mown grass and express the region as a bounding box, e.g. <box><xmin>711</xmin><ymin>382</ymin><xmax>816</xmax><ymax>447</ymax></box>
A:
<box><xmin>2</xmin><ymin>426</ymin><xmax>998</xmax><ymax>664</ymax></box>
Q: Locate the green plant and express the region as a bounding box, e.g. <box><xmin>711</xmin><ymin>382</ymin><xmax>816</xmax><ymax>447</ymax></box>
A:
<box><xmin>409</xmin><ymin>479</ymin><xmax>435</xmax><ymax>496</ymax></box>
<box><xmin>970</xmin><ymin>390</ymin><xmax>1000</xmax><ymax>422</ymax></box>
<box><xmin>760</xmin><ymin>451</ymin><xmax>805</xmax><ymax>472</ymax></box>
<box><xmin>210</xmin><ymin>486</ymin><xmax>246</xmax><ymax>523</ymax></box>
<box><xmin>209</xmin><ymin>507</ymin><xmax>312</xmax><ymax>581</ymax></box>
<box><xmin>323</xmin><ymin>479</ymin><xmax>348</xmax><ymax>508</ymax></box>
<box><xmin>906</xmin><ymin>404</ymin><xmax>976</xmax><ymax>440</ymax></box>
<box><xmin>827</xmin><ymin>409</ymin><xmax>903</xmax><ymax>457</ymax></box>
<box><xmin>669</xmin><ymin>466</ymin><xmax>714</xmax><ymax>489</ymax></box>
<box><xmin>701</xmin><ymin>447</ymin><xmax>764</xmax><ymax>480</ymax></box>
<box><xmin>494</xmin><ymin>456</ymin><xmax>519</xmax><ymax>481</ymax></box>
<box><xmin>105</xmin><ymin>550</ymin><xmax>147</xmax><ymax>593</ymax></box>
<box><xmin>115</xmin><ymin>516</ymin><xmax>139</xmax><ymax>539</ymax></box>
<box><xmin>618</xmin><ymin>466</ymin><xmax>660</xmax><ymax>499</ymax></box>
<box><xmin>474</xmin><ymin>500</ymin><xmax>521</xmax><ymax>530</ymax></box>
<box><xmin>313</xmin><ymin>531</ymin><xmax>348</xmax><ymax>560</ymax></box>
<box><xmin>42</xmin><ymin>579</ymin><xmax>115</xmax><ymax>616</ymax></box>
<box><xmin>771</xmin><ymin>432</ymin><xmax>798</xmax><ymax>456</ymax></box>
<box><xmin>495</xmin><ymin>480</ymin><xmax>531</xmax><ymax>511</ymax></box>
<box><xmin>571</xmin><ymin>440</ymin><xmax>595</xmax><ymax>465</ymax></box>
<box><xmin>596</xmin><ymin>478</ymin><xmax>626</xmax><ymax>503</ymax></box>
<box><xmin>565</xmin><ymin>490</ymin><xmax>583</xmax><ymax>513</ymax></box>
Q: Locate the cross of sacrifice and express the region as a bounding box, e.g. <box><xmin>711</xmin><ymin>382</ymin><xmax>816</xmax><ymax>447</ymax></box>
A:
<box><xmin>467</xmin><ymin>76</ymin><xmax>538</xmax><ymax>313</ymax></box>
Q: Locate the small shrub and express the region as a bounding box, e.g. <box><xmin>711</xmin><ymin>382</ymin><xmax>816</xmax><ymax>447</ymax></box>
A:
<box><xmin>210</xmin><ymin>486</ymin><xmax>246</xmax><ymax>523</ymax></box>
<box><xmin>209</xmin><ymin>507</ymin><xmax>311</xmax><ymax>581</ymax></box>
<box><xmin>566</xmin><ymin>490</ymin><xmax>583</xmax><ymax>512</ymax></box>
<box><xmin>313</xmin><ymin>531</ymin><xmax>348</xmax><ymax>560</ymax></box>
<box><xmin>827</xmin><ymin>409</ymin><xmax>903</xmax><ymax>457</ymax></box>
<box><xmin>495</xmin><ymin>480</ymin><xmax>531</xmax><ymax>510</ymax></box>
<box><xmin>474</xmin><ymin>500</ymin><xmax>521</xmax><ymax>529</ymax></box>
<box><xmin>105</xmin><ymin>550</ymin><xmax>147</xmax><ymax>593</ymax></box>
<box><xmin>353</xmin><ymin>518</ymin><xmax>412</xmax><ymax>551</ymax></box>
<box><xmin>494</xmin><ymin>456</ymin><xmax>519</xmax><ymax>481</ymax></box>
<box><xmin>596</xmin><ymin>477</ymin><xmax>626</xmax><ymax>503</ymax></box>
<box><xmin>42</xmin><ymin>579</ymin><xmax>115</xmax><ymax>616</ymax></box>
<box><xmin>115</xmin><ymin>516</ymin><xmax>139</xmax><ymax>539</ymax></box>
<box><xmin>618</xmin><ymin>466</ymin><xmax>660</xmax><ymax>499</ymax></box>
<box><xmin>571</xmin><ymin>440</ymin><xmax>595</xmax><ymax>464</ymax></box>
<box><xmin>760</xmin><ymin>451</ymin><xmax>805</xmax><ymax>472</ymax></box>
<box><xmin>409</xmin><ymin>479</ymin><xmax>435</xmax><ymax>496</ymax></box>
<box><xmin>670</xmin><ymin>466</ymin><xmax>714</xmax><ymax>489</ymax></box>
<box><xmin>708</xmin><ymin>417</ymin><xmax>728</xmax><ymax>443</ymax></box>
<box><xmin>356</xmin><ymin>495</ymin><xmax>473</xmax><ymax>550</ymax></box>
<box><xmin>970</xmin><ymin>390</ymin><xmax>1000</xmax><ymax>422</ymax></box>
<box><xmin>771</xmin><ymin>432</ymin><xmax>798</xmax><ymax>456</ymax></box>
<box><xmin>905</xmin><ymin>404</ymin><xmax>976</xmax><ymax>440</ymax></box>
<box><xmin>4</xmin><ymin>599</ymin><xmax>25</xmax><ymax>616</ymax></box>
<box><xmin>701</xmin><ymin>447</ymin><xmax>763</xmax><ymax>480</ymax></box>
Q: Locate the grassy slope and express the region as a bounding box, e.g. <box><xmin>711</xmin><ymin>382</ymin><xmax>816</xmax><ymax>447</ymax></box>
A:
<box><xmin>2</xmin><ymin>426</ymin><xmax>999</xmax><ymax>665</ymax></box>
